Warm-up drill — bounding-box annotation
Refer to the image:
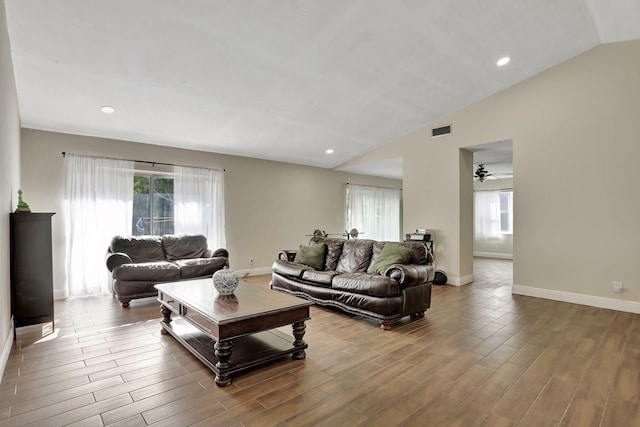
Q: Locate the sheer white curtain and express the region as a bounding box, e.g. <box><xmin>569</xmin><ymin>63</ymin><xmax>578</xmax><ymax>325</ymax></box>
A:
<box><xmin>64</xmin><ymin>154</ymin><xmax>134</xmax><ymax>296</ymax></box>
<box><xmin>346</xmin><ymin>184</ymin><xmax>401</xmax><ymax>241</ymax></box>
<box><xmin>174</xmin><ymin>166</ymin><xmax>226</xmax><ymax>249</ymax></box>
<box><xmin>474</xmin><ymin>190</ymin><xmax>501</xmax><ymax>240</ymax></box>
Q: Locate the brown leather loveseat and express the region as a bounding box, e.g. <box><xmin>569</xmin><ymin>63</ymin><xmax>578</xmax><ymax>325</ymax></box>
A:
<box><xmin>271</xmin><ymin>236</ymin><xmax>434</xmax><ymax>329</ymax></box>
<box><xmin>106</xmin><ymin>234</ymin><xmax>228</xmax><ymax>307</ymax></box>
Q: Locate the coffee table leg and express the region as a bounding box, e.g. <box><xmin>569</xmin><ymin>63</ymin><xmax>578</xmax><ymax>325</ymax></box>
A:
<box><xmin>292</xmin><ymin>321</ymin><xmax>307</xmax><ymax>360</ymax></box>
<box><xmin>214</xmin><ymin>339</ymin><xmax>233</xmax><ymax>386</ymax></box>
<box><xmin>160</xmin><ymin>304</ymin><xmax>172</xmax><ymax>334</ymax></box>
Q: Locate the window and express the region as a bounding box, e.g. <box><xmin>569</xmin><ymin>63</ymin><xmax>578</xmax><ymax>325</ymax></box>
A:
<box><xmin>474</xmin><ymin>190</ymin><xmax>513</xmax><ymax>240</ymax></box>
<box><xmin>500</xmin><ymin>191</ymin><xmax>513</xmax><ymax>234</ymax></box>
<box><xmin>173</xmin><ymin>166</ymin><xmax>226</xmax><ymax>248</ymax></box>
<box><xmin>64</xmin><ymin>154</ymin><xmax>134</xmax><ymax>296</ymax></box>
<box><xmin>133</xmin><ymin>175</ymin><xmax>174</xmax><ymax>235</ymax></box>
<box><xmin>346</xmin><ymin>184</ymin><xmax>401</xmax><ymax>241</ymax></box>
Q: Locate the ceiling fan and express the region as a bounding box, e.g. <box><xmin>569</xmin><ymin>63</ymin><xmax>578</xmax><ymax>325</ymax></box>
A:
<box><xmin>474</xmin><ymin>164</ymin><xmax>493</xmax><ymax>182</ymax></box>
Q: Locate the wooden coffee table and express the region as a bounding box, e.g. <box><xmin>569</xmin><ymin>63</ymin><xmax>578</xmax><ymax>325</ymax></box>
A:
<box><xmin>155</xmin><ymin>279</ymin><xmax>312</xmax><ymax>386</ymax></box>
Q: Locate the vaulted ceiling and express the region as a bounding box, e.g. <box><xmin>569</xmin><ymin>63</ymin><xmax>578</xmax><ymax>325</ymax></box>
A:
<box><xmin>5</xmin><ymin>1</ymin><xmax>640</xmax><ymax>178</ymax></box>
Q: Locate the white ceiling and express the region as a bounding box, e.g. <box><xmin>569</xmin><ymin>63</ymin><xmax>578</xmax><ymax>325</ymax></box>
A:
<box><xmin>468</xmin><ymin>139</ymin><xmax>513</xmax><ymax>179</ymax></box>
<box><xmin>5</xmin><ymin>1</ymin><xmax>640</xmax><ymax>179</ymax></box>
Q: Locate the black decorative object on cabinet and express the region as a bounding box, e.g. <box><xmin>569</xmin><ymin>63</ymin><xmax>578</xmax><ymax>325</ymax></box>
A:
<box><xmin>10</xmin><ymin>212</ymin><xmax>55</xmax><ymax>332</ymax></box>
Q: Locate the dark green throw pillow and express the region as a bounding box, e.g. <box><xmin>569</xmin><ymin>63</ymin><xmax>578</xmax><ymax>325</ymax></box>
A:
<box><xmin>367</xmin><ymin>243</ymin><xmax>413</xmax><ymax>275</ymax></box>
<box><xmin>294</xmin><ymin>243</ymin><xmax>327</xmax><ymax>271</ymax></box>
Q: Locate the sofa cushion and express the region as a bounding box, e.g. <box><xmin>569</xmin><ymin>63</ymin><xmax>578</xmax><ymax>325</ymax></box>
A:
<box><xmin>371</xmin><ymin>241</ymin><xmax>429</xmax><ymax>266</ymax></box>
<box><xmin>272</xmin><ymin>259</ymin><xmax>311</xmax><ymax>278</ymax></box>
<box><xmin>301</xmin><ymin>270</ymin><xmax>338</xmax><ymax>286</ymax></box>
<box><xmin>370</xmin><ymin>242</ymin><xmax>386</xmax><ymax>266</ymax></box>
<box><xmin>113</xmin><ymin>261</ymin><xmax>180</xmax><ymax>282</ymax></box>
<box><xmin>271</xmin><ymin>274</ymin><xmax>406</xmax><ymax>318</ymax></box>
<box><xmin>403</xmin><ymin>242</ymin><xmax>429</xmax><ymax>265</ymax></box>
<box><xmin>110</xmin><ymin>235</ymin><xmax>165</xmax><ymax>263</ymax></box>
<box><xmin>332</xmin><ymin>273</ymin><xmax>400</xmax><ymax>297</ymax></box>
<box><xmin>175</xmin><ymin>257</ymin><xmax>228</xmax><ymax>279</ymax></box>
<box><xmin>367</xmin><ymin>243</ymin><xmax>413</xmax><ymax>274</ymax></box>
<box><xmin>310</xmin><ymin>237</ymin><xmax>345</xmax><ymax>271</ymax></box>
<box><xmin>294</xmin><ymin>243</ymin><xmax>327</xmax><ymax>270</ymax></box>
<box><xmin>162</xmin><ymin>235</ymin><xmax>208</xmax><ymax>261</ymax></box>
<box><xmin>336</xmin><ymin>239</ymin><xmax>375</xmax><ymax>273</ymax></box>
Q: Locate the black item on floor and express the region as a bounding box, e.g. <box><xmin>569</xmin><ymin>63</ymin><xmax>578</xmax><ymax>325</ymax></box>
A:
<box><xmin>433</xmin><ymin>270</ymin><xmax>447</xmax><ymax>285</ymax></box>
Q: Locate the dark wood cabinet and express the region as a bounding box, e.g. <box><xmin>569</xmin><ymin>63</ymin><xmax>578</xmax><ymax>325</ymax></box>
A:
<box><xmin>10</xmin><ymin>212</ymin><xmax>55</xmax><ymax>330</ymax></box>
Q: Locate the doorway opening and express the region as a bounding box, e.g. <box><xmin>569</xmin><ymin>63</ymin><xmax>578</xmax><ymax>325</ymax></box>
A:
<box><xmin>465</xmin><ymin>140</ymin><xmax>513</xmax><ymax>287</ymax></box>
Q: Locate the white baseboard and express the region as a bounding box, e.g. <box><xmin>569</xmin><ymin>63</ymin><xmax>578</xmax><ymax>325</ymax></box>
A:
<box><xmin>474</xmin><ymin>252</ymin><xmax>513</xmax><ymax>260</ymax></box>
<box><xmin>54</xmin><ymin>290</ymin><xmax>67</xmax><ymax>300</ymax></box>
<box><xmin>512</xmin><ymin>285</ymin><xmax>640</xmax><ymax>314</ymax></box>
<box><xmin>1</xmin><ymin>317</ymin><xmax>14</xmax><ymax>381</ymax></box>
<box><xmin>448</xmin><ymin>274</ymin><xmax>474</xmax><ymax>286</ymax></box>
<box><xmin>235</xmin><ymin>267</ymin><xmax>273</xmax><ymax>278</ymax></box>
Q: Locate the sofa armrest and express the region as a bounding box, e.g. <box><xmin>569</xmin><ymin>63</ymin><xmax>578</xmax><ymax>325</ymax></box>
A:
<box><xmin>272</xmin><ymin>259</ymin><xmax>310</xmax><ymax>278</ymax></box>
<box><xmin>385</xmin><ymin>264</ymin><xmax>435</xmax><ymax>288</ymax></box>
<box><xmin>278</xmin><ymin>250</ymin><xmax>297</xmax><ymax>262</ymax></box>
<box><xmin>205</xmin><ymin>248</ymin><xmax>229</xmax><ymax>258</ymax></box>
<box><xmin>106</xmin><ymin>252</ymin><xmax>133</xmax><ymax>272</ymax></box>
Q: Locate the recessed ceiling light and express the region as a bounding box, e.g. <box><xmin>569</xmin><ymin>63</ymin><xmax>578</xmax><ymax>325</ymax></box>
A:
<box><xmin>497</xmin><ymin>57</ymin><xmax>511</xmax><ymax>67</ymax></box>
<box><xmin>326</xmin><ymin>149</ymin><xmax>334</xmax><ymax>154</ymax></box>
<box><xmin>100</xmin><ymin>105</ymin><xmax>116</xmax><ymax>114</ymax></box>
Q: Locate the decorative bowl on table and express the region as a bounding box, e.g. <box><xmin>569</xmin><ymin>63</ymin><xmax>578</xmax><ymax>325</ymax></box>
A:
<box><xmin>212</xmin><ymin>266</ymin><xmax>239</xmax><ymax>295</ymax></box>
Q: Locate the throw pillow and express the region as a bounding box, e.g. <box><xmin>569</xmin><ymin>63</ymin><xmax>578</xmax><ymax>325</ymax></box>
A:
<box><xmin>294</xmin><ymin>243</ymin><xmax>327</xmax><ymax>271</ymax></box>
<box><xmin>367</xmin><ymin>243</ymin><xmax>413</xmax><ymax>275</ymax></box>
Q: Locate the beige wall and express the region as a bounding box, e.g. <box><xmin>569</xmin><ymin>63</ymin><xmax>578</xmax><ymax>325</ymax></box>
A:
<box><xmin>20</xmin><ymin>129</ymin><xmax>401</xmax><ymax>298</ymax></box>
<box><xmin>0</xmin><ymin>0</ymin><xmax>21</xmax><ymax>371</ymax></box>
<box><xmin>341</xmin><ymin>40</ymin><xmax>640</xmax><ymax>303</ymax></box>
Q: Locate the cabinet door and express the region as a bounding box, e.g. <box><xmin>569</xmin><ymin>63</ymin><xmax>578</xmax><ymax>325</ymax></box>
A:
<box><xmin>10</xmin><ymin>213</ymin><xmax>55</xmax><ymax>326</ymax></box>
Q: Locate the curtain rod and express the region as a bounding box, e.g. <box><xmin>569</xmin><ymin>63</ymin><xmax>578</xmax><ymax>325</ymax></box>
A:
<box><xmin>346</xmin><ymin>182</ymin><xmax>402</xmax><ymax>191</ymax></box>
<box><xmin>61</xmin><ymin>152</ymin><xmax>225</xmax><ymax>172</ymax></box>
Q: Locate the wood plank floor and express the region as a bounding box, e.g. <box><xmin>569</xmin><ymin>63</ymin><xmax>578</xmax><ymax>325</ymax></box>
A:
<box><xmin>2</xmin><ymin>258</ymin><xmax>639</xmax><ymax>426</ymax></box>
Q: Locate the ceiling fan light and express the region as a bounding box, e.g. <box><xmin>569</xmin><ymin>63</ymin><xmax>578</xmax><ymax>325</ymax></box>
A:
<box><xmin>474</xmin><ymin>164</ymin><xmax>493</xmax><ymax>182</ymax></box>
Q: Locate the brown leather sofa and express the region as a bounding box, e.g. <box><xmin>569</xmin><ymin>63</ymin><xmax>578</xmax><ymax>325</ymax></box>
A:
<box><xmin>271</xmin><ymin>237</ymin><xmax>434</xmax><ymax>329</ymax></box>
<box><xmin>106</xmin><ymin>234</ymin><xmax>228</xmax><ymax>307</ymax></box>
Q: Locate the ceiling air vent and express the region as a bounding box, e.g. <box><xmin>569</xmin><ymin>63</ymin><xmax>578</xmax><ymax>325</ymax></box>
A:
<box><xmin>432</xmin><ymin>124</ymin><xmax>452</xmax><ymax>138</ymax></box>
